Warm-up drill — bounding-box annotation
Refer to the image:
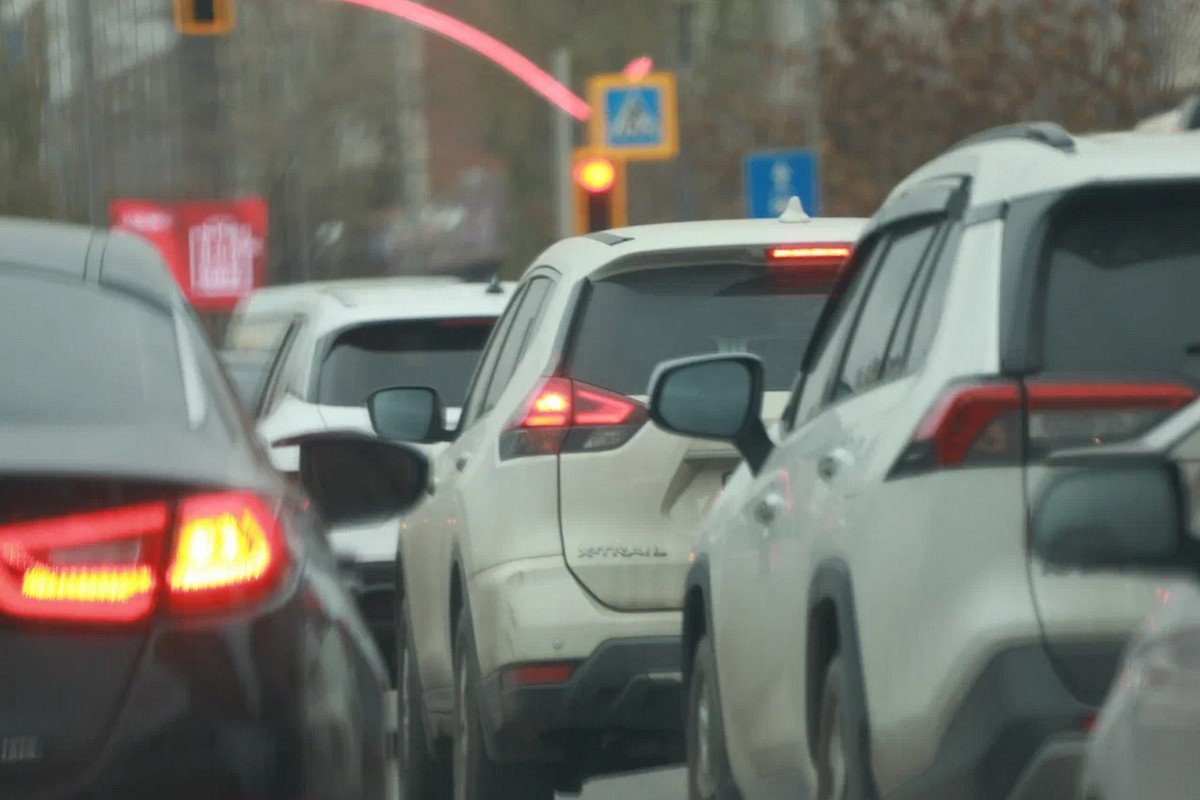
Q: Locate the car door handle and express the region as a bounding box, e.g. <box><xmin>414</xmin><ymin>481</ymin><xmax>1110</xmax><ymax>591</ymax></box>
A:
<box><xmin>455</xmin><ymin>453</ymin><xmax>471</xmax><ymax>472</ymax></box>
<box><xmin>752</xmin><ymin>492</ymin><xmax>786</xmax><ymax>526</ymax></box>
<box><xmin>817</xmin><ymin>448</ymin><xmax>853</xmax><ymax>482</ymax></box>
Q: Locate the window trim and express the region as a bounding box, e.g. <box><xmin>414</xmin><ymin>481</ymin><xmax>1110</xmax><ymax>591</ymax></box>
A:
<box><xmin>459</xmin><ymin>283</ymin><xmax>530</xmax><ymax>432</ymax></box>
<box><xmin>479</xmin><ymin>275</ymin><xmax>556</xmax><ymax>416</ymax></box>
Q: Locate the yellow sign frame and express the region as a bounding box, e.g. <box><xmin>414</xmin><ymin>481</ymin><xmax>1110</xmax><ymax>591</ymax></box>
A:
<box><xmin>587</xmin><ymin>71</ymin><xmax>679</xmax><ymax>162</ymax></box>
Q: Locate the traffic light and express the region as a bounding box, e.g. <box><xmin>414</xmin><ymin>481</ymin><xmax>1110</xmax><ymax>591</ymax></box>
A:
<box><xmin>175</xmin><ymin>0</ymin><xmax>235</xmax><ymax>36</ymax></box>
<box><xmin>573</xmin><ymin>150</ymin><xmax>627</xmax><ymax>235</ymax></box>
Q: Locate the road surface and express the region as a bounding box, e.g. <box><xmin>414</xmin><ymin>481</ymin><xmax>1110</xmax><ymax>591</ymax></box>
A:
<box><xmin>569</xmin><ymin>767</ymin><xmax>685</xmax><ymax>800</ymax></box>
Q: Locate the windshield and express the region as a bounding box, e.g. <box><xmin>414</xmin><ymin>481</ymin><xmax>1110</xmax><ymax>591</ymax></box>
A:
<box><xmin>566</xmin><ymin>264</ymin><xmax>833</xmax><ymax>395</ymax></box>
<box><xmin>0</xmin><ymin>272</ymin><xmax>188</xmax><ymax>425</ymax></box>
<box><xmin>317</xmin><ymin>318</ymin><xmax>494</xmax><ymax>407</ymax></box>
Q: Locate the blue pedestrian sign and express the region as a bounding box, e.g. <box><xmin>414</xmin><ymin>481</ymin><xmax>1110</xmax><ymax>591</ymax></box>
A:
<box><xmin>588</xmin><ymin>72</ymin><xmax>679</xmax><ymax>162</ymax></box>
<box><xmin>745</xmin><ymin>150</ymin><xmax>820</xmax><ymax>218</ymax></box>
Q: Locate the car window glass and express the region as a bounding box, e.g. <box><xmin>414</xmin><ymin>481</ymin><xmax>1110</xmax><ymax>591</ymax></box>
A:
<box><xmin>1040</xmin><ymin>190</ymin><xmax>1200</xmax><ymax>385</ymax></box>
<box><xmin>904</xmin><ymin>226</ymin><xmax>957</xmax><ymax>370</ymax></box>
<box><xmin>460</xmin><ymin>283</ymin><xmax>528</xmax><ymax>428</ymax></box>
<box><xmin>788</xmin><ymin>237</ymin><xmax>888</xmax><ymax>426</ymax></box>
<box><xmin>481</xmin><ymin>277</ymin><xmax>553</xmax><ymax>413</ymax></box>
<box><xmin>882</xmin><ymin>223</ymin><xmax>949</xmax><ymax>380</ymax></box>
<box><xmin>259</xmin><ymin>321</ymin><xmax>302</xmax><ymax>417</ymax></box>
<box><xmin>831</xmin><ymin>223</ymin><xmax>936</xmax><ymax>401</ymax></box>
<box><xmin>567</xmin><ymin>264</ymin><xmax>836</xmax><ymax>396</ymax></box>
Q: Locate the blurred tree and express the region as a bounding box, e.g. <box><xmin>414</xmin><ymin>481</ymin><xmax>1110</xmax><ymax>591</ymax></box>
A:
<box><xmin>0</xmin><ymin>5</ymin><xmax>53</xmax><ymax>218</ymax></box>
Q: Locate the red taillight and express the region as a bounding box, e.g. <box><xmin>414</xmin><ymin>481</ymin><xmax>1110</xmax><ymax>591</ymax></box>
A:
<box><xmin>0</xmin><ymin>492</ymin><xmax>287</xmax><ymax>624</ymax></box>
<box><xmin>500</xmin><ymin>378</ymin><xmax>647</xmax><ymax>460</ymax></box>
<box><xmin>167</xmin><ymin>492</ymin><xmax>287</xmax><ymax>613</ymax></box>
<box><xmin>0</xmin><ymin>503</ymin><xmax>167</xmax><ymax>623</ymax></box>
<box><xmin>500</xmin><ymin>662</ymin><xmax>578</xmax><ymax>692</ymax></box>
<box><xmin>895</xmin><ymin>380</ymin><xmax>1197</xmax><ymax>475</ymax></box>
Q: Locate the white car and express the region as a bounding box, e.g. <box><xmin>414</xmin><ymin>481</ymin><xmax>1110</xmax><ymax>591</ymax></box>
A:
<box><xmin>371</xmin><ymin>211</ymin><xmax>866</xmax><ymax>800</ymax></box>
<box><xmin>1022</xmin><ymin>397</ymin><xmax>1200</xmax><ymax>800</ymax></box>
<box><xmin>648</xmin><ymin>124</ymin><xmax>1200</xmax><ymax>800</ymax></box>
<box><xmin>221</xmin><ymin>276</ymin><xmax>511</xmax><ymax>669</ymax></box>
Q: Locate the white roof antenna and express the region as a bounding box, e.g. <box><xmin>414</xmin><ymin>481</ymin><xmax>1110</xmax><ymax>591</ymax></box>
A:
<box><xmin>778</xmin><ymin>196</ymin><xmax>811</xmax><ymax>223</ymax></box>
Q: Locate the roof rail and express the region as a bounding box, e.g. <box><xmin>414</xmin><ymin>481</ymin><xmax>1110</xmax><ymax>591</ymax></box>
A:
<box><xmin>952</xmin><ymin>122</ymin><xmax>1075</xmax><ymax>154</ymax></box>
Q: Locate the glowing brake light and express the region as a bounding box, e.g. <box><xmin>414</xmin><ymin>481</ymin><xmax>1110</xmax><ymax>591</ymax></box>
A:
<box><xmin>766</xmin><ymin>243</ymin><xmax>853</xmax><ymax>268</ymax></box>
<box><xmin>500</xmin><ymin>377</ymin><xmax>647</xmax><ymax>459</ymax></box>
<box><xmin>0</xmin><ymin>492</ymin><xmax>288</xmax><ymax>624</ymax></box>
<box><xmin>0</xmin><ymin>503</ymin><xmax>167</xmax><ymax>623</ymax></box>
<box><xmin>167</xmin><ymin>492</ymin><xmax>286</xmax><ymax>613</ymax></box>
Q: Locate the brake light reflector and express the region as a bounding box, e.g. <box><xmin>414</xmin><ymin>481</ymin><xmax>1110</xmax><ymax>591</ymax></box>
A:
<box><xmin>500</xmin><ymin>662</ymin><xmax>578</xmax><ymax>691</ymax></box>
<box><xmin>0</xmin><ymin>503</ymin><xmax>168</xmax><ymax>623</ymax></box>
<box><xmin>893</xmin><ymin>380</ymin><xmax>1197</xmax><ymax>476</ymax></box>
<box><xmin>167</xmin><ymin>492</ymin><xmax>285</xmax><ymax>612</ymax></box>
<box><xmin>501</xmin><ymin>378</ymin><xmax>647</xmax><ymax>459</ymax></box>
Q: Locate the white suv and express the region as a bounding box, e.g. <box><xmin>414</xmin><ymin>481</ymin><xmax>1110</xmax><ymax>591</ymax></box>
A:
<box><xmin>370</xmin><ymin>213</ymin><xmax>865</xmax><ymax>800</ymax></box>
<box><xmin>649</xmin><ymin>125</ymin><xmax>1200</xmax><ymax>800</ymax></box>
<box><xmin>221</xmin><ymin>277</ymin><xmax>511</xmax><ymax>669</ymax></box>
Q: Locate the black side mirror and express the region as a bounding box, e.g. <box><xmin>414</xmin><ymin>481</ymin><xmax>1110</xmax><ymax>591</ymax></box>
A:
<box><xmin>284</xmin><ymin>432</ymin><xmax>430</xmax><ymax>527</ymax></box>
<box><xmin>368</xmin><ymin>386</ymin><xmax>446</xmax><ymax>443</ymax></box>
<box><xmin>648</xmin><ymin>354</ymin><xmax>773</xmax><ymax>474</ymax></box>
<box><xmin>1032</xmin><ymin>459</ymin><xmax>1196</xmax><ymax>573</ymax></box>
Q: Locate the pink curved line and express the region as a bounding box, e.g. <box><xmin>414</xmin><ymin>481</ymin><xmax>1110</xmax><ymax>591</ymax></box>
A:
<box><xmin>340</xmin><ymin>0</ymin><xmax>591</xmax><ymax>121</ymax></box>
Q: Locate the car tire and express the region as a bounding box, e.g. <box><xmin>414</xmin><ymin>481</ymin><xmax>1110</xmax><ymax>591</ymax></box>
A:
<box><xmin>397</xmin><ymin>598</ymin><xmax>451</xmax><ymax>800</ymax></box>
<box><xmin>453</xmin><ymin>605</ymin><xmax>554</xmax><ymax>800</ymax></box>
<box><xmin>687</xmin><ymin>634</ymin><xmax>740</xmax><ymax>800</ymax></box>
<box><xmin>816</xmin><ymin>655</ymin><xmax>870</xmax><ymax>800</ymax></box>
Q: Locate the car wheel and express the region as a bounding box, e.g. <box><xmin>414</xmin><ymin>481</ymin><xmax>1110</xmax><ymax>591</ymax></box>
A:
<box><xmin>687</xmin><ymin>634</ymin><xmax>739</xmax><ymax>800</ymax></box>
<box><xmin>453</xmin><ymin>605</ymin><xmax>554</xmax><ymax>800</ymax></box>
<box><xmin>816</xmin><ymin>656</ymin><xmax>869</xmax><ymax>800</ymax></box>
<box><xmin>397</xmin><ymin>599</ymin><xmax>450</xmax><ymax>800</ymax></box>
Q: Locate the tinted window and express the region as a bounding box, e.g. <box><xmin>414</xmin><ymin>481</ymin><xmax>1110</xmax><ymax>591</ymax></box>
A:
<box><xmin>906</xmin><ymin>228</ymin><xmax>956</xmax><ymax>368</ymax></box>
<box><xmin>833</xmin><ymin>224</ymin><xmax>936</xmax><ymax>400</ymax></box>
<box><xmin>883</xmin><ymin>225</ymin><xmax>950</xmax><ymax>380</ymax></box>
<box><xmin>482</xmin><ymin>277</ymin><xmax>553</xmax><ymax>412</ymax></box>
<box><xmin>220</xmin><ymin>350</ymin><xmax>274</xmax><ymax>412</ymax></box>
<box><xmin>0</xmin><ymin>272</ymin><xmax>187</xmax><ymax>424</ymax></box>
<box><xmin>461</xmin><ymin>285</ymin><xmax>527</xmax><ymax>427</ymax></box>
<box><xmin>568</xmin><ymin>264</ymin><xmax>836</xmax><ymax>395</ymax></box>
<box><xmin>317</xmin><ymin>318</ymin><xmax>494</xmax><ymax>408</ymax></box>
<box><xmin>1041</xmin><ymin>191</ymin><xmax>1200</xmax><ymax>384</ymax></box>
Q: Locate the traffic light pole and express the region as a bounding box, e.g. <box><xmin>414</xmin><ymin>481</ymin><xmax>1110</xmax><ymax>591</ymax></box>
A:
<box><xmin>552</xmin><ymin>48</ymin><xmax>573</xmax><ymax>240</ymax></box>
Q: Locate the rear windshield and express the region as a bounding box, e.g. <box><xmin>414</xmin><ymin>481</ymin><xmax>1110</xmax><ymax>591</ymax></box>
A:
<box><xmin>0</xmin><ymin>272</ymin><xmax>188</xmax><ymax>424</ymax></box>
<box><xmin>1041</xmin><ymin>189</ymin><xmax>1200</xmax><ymax>385</ymax></box>
<box><xmin>317</xmin><ymin>318</ymin><xmax>494</xmax><ymax>407</ymax></box>
<box><xmin>567</xmin><ymin>263</ymin><xmax>835</xmax><ymax>395</ymax></box>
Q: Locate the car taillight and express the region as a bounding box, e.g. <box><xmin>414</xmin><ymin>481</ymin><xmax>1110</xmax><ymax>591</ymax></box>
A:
<box><xmin>500</xmin><ymin>661</ymin><xmax>578</xmax><ymax>692</ymax></box>
<box><xmin>892</xmin><ymin>380</ymin><xmax>1196</xmax><ymax>475</ymax></box>
<box><xmin>167</xmin><ymin>492</ymin><xmax>287</xmax><ymax>613</ymax></box>
<box><xmin>0</xmin><ymin>503</ymin><xmax>167</xmax><ymax>623</ymax></box>
<box><xmin>765</xmin><ymin>243</ymin><xmax>852</xmax><ymax>291</ymax></box>
<box><xmin>0</xmin><ymin>492</ymin><xmax>287</xmax><ymax>624</ymax></box>
<box><xmin>499</xmin><ymin>377</ymin><xmax>647</xmax><ymax>460</ymax></box>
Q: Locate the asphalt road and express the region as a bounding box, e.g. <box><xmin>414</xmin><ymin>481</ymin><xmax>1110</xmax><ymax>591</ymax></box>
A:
<box><xmin>567</xmin><ymin>767</ymin><xmax>685</xmax><ymax>800</ymax></box>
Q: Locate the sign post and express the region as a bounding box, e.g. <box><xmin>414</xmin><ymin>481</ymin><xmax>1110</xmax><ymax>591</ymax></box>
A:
<box><xmin>744</xmin><ymin>149</ymin><xmax>820</xmax><ymax>219</ymax></box>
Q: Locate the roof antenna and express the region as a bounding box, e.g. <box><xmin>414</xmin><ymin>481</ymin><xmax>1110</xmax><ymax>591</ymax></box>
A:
<box><xmin>486</xmin><ymin>274</ymin><xmax>505</xmax><ymax>294</ymax></box>
<box><xmin>778</xmin><ymin>196</ymin><xmax>810</xmax><ymax>223</ymax></box>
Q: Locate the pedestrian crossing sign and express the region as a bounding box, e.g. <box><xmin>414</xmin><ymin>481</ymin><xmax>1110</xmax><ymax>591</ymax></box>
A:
<box><xmin>588</xmin><ymin>72</ymin><xmax>679</xmax><ymax>161</ymax></box>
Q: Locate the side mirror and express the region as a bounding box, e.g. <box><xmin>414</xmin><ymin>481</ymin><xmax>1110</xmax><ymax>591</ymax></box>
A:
<box><xmin>1032</xmin><ymin>460</ymin><xmax>1194</xmax><ymax>572</ymax></box>
<box><xmin>648</xmin><ymin>354</ymin><xmax>773</xmax><ymax>474</ymax></box>
<box><xmin>368</xmin><ymin>386</ymin><xmax>446</xmax><ymax>443</ymax></box>
<box><xmin>285</xmin><ymin>432</ymin><xmax>430</xmax><ymax>527</ymax></box>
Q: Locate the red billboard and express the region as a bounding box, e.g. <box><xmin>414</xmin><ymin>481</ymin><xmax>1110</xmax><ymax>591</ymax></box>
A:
<box><xmin>110</xmin><ymin>198</ymin><xmax>268</xmax><ymax>312</ymax></box>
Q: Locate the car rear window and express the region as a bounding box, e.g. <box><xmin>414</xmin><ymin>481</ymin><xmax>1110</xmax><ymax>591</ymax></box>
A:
<box><xmin>567</xmin><ymin>263</ymin><xmax>836</xmax><ymax>395</ymax></box>
<box><xmin>1041</xmin><ymin>189</ymin><xmax>1200</xmax><ymax>385</ymax></box>
<box><xmin>0</xmin><ymin>272</ymin><xmax>188</xmax><ymax>424</ymax></box>
<box><xmin>317</xmin><ymin>318</ymin><xmax>494</xmax><ymax>407</ymax></box>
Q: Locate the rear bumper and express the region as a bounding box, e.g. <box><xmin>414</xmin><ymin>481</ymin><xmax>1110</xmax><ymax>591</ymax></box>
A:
<box><xmin>886</xmin><ymin>645</ymin><xmax>1093</xmax><ymax>800</ymax></box>
<box><xmin>2</xmin><ymin>584</ymin><xmax>389</xmax><ymax>800</ymax></box>
<box><xmin>477</xmin><ymin>636</ymin><xmax>685</xmax><ymax>775</ymax></box>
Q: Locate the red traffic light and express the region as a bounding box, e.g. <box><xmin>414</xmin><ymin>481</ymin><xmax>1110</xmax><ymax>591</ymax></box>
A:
<box><xmin>574</xmin><ymin>156</ymin><xmax>617</xmax><ymax>195</ymax></box>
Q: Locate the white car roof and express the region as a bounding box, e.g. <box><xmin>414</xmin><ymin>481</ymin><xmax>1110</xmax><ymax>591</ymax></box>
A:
<box><xmin>888</xmin><ymin>128</ymin><xmax>1200</xmax><ymax>210</ymax></box>
<box><xmin>531</xmin><ymin>217</ymin><xmax>868</xmax><ymax>281</ymax></box>
<box><xmin>231</xmin><ymin>276</ymin><xmax>462</xmax><ymax>319</ymax></box>
<box><xmin>295</xmin><ymin>280</ymin><xmax>515</xmax><ymax>339</ymax></box>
